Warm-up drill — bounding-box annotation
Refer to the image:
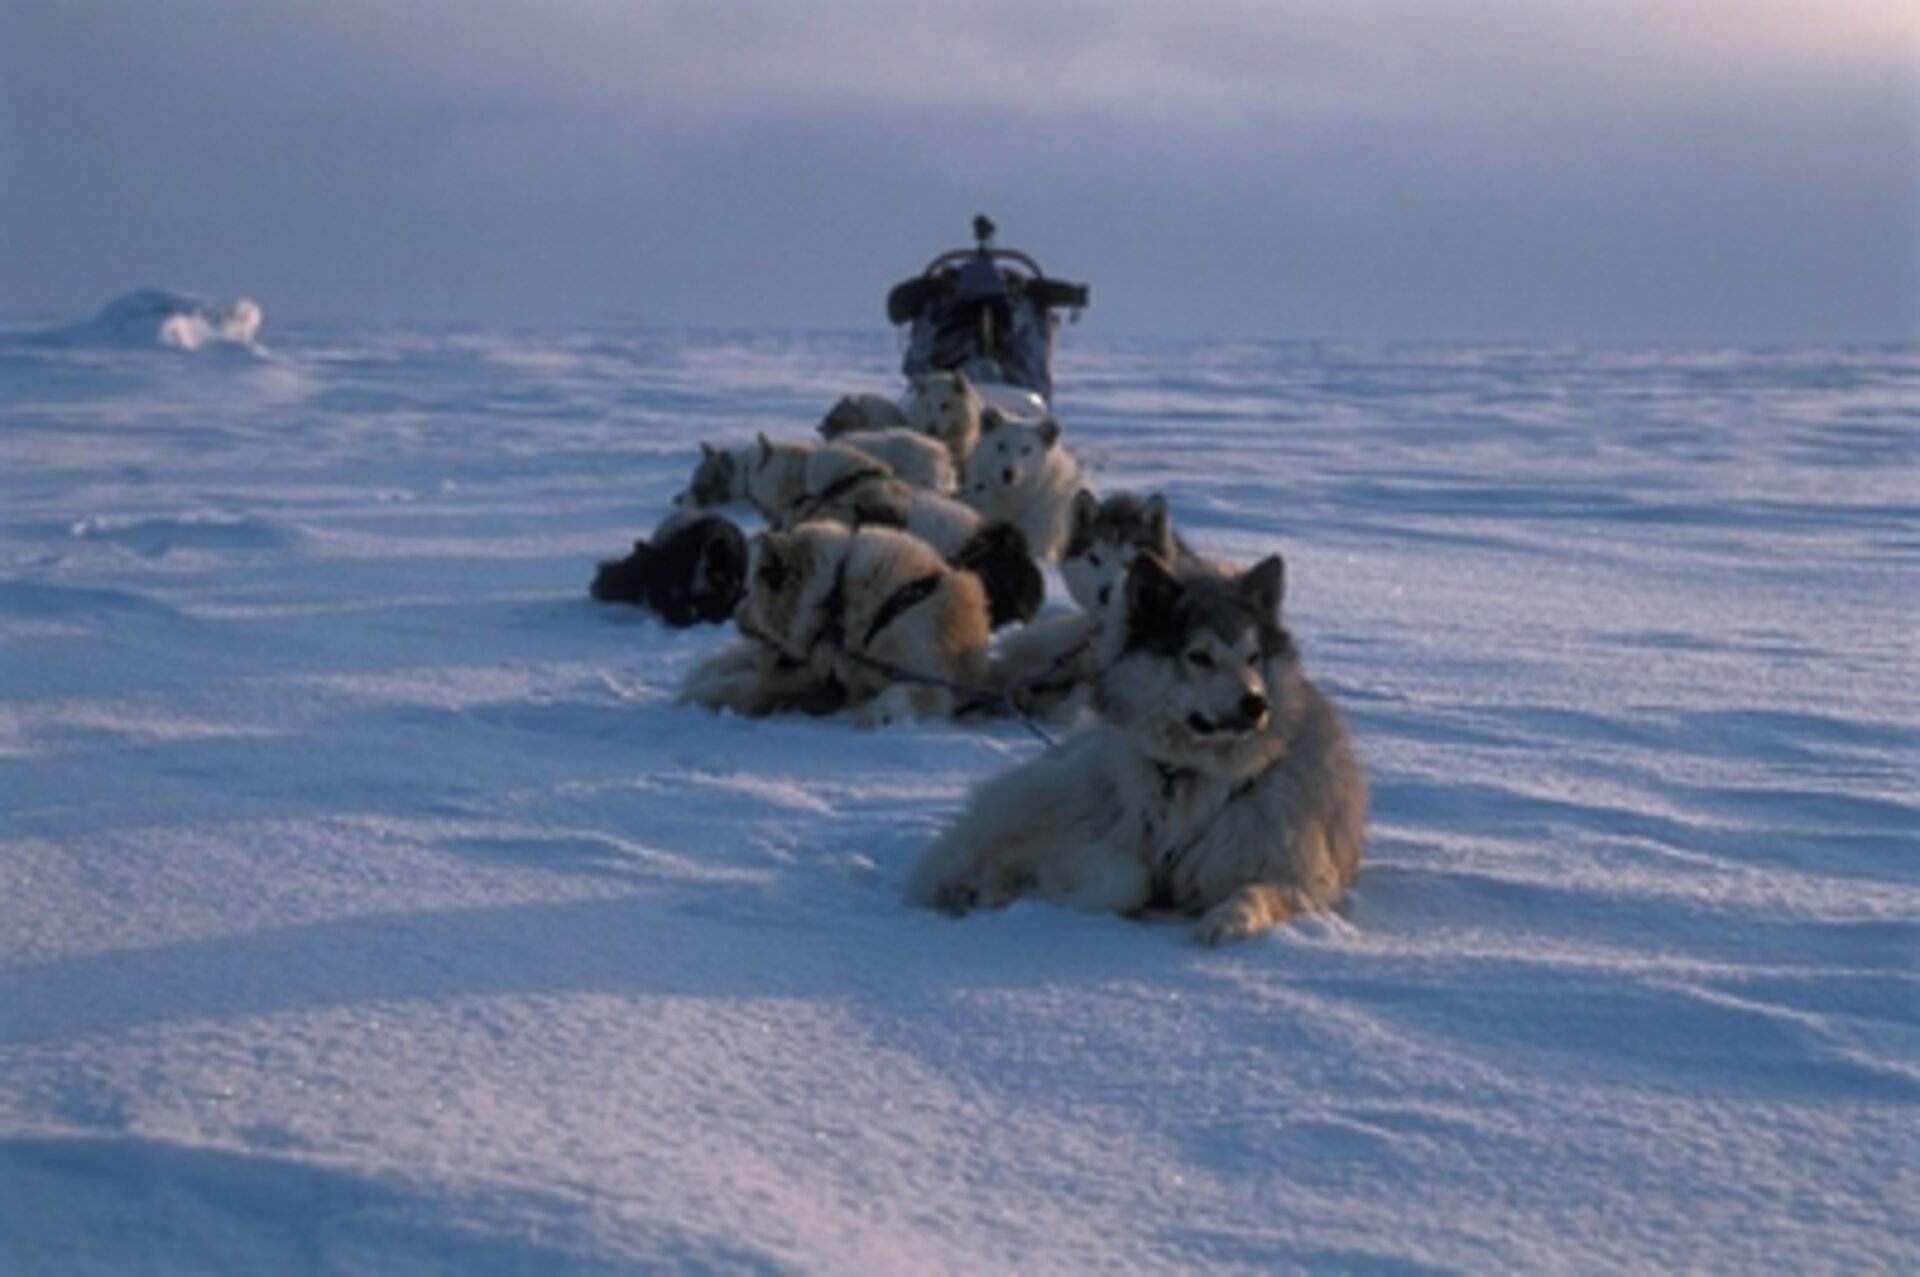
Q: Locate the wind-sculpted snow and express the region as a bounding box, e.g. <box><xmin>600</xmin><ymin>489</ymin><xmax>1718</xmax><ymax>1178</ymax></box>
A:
<box><xmin>1</xmin><ymin>321</ymin><xmax>1914</xmax><ymax>1273</ymax></box>
<box><xmin>22</xmin><ymin>289</ymin><xmax>268</xmax><ymax>353</ymax></box>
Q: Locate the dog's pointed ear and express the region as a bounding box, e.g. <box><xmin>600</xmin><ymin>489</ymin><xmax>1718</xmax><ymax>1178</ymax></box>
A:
<box><xmin>1070</xmin><ymin>489</ymin><xmax>1100</xmax><ymax>540</ymax></box>
<box><xmin>980</xmin><ymin>407</ymin><xmax>1006</xmax><ymax>434</ymax></box>
<box><xmin>700</xmin><ymin>442</ymin><xmax>716</xmax><ymax>460</ymax></box>
<box><xmin>1037</xmin><ymin>417</ymin><xmax>1063</xmax><ymax>449</ymax></box>
<box><xmin>1125</xmin><ymin>552</ymin><xmax>1185</xmax><ymax>636</ymax></box>
<box><xmin>756</xmin><ymin>433</ymin><xmax>774</xmax><ymax>467</ymax></box>
<box><xmin>1241</xmin><ymin>554</ymin><xmax>1285</xmax><ymax>619</ymax></box>
<box><xmin>1142</xmin><ymin>494</ymin><xmax>1175</xmax><ymax>560</ymax></box>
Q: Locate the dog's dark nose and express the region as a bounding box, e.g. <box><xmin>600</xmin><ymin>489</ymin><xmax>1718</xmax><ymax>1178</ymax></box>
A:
<box><xmin>1239</xmin><ymin>692</ymin><xmax>1269</xmax><ymax>723</ymax></box>
<box><xmin>1001</xmin><ymin>467</ymin><xmax>1016</xmax><ymax>485</ymax></box>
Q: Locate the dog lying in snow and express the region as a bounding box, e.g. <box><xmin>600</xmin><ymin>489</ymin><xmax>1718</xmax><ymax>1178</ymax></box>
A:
<box><xmin>680</xmin><ymin>521</ymin><xmax>993</xmax><ymax>728</ymax></box>
<box><xmin>678</xmin><ymin>435</ymin><xmax>1039</xmax><ymax>629</ymax></box>
<box><xmin>909</xmin><ymin>550</ymin><xmax>1367</xmax><ymax>943</ymax></box>
<box><xmin>963</xmin><ymin>411</ymin><xmax>1083</xmax><ymax>560</ymax></box>
<box><xmin>903</xmin><ymin>369</ymin><xmax>984</xmax><ymax>464</ymax></box>
<box><xmin>819</xmin><ymin>391</ymin><xmax>909</xmax><ymax>438</ymax></box>
<box><xmin>991</xmin><ymin>490</ymin><xmax>1207</xmax><ymax>720</ymax></box>
<box><xmin>589</xmin><ymin>511</ymin><xmax>748</xmax><ymax>627</ymax></box>
<box><xmin>1058</xmin><ymin>491</ymin><xmax>1204</xmax><ymax>616</ymax></box>
<box><xmin>812</xmin><ymin>424</ymin><xmax>956</xmax><ymax>493</ymax></box>
<box><xmin>680</xmin><ymin>435</ymin><xmax>985</xmax><ymax>556</ymax></box>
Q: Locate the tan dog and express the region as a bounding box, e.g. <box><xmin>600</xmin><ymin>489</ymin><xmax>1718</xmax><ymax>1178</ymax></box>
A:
<box><xmin>681</xmin><ymin>521</ymin><xmax>992</xmax><ymax>728</ymax></box>
<box><xmin>680</xmin><ymin>435</ymin><xmax>893</xmax><ymax>528</ymax></box>
<box><xmin>904</xmin><ymin>370</ymin><xmax>984</xmax><ymax>465</ymax></box>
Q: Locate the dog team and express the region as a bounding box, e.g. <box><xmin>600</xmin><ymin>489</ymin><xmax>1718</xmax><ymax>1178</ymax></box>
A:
<box><xmin>590</xmin><ymin>369</ymin><xmax>1368</xmax><ymax>944</ymax></box>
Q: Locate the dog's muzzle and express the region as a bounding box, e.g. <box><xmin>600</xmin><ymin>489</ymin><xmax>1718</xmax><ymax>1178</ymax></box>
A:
<box><xmin>1188</xmin><ymin>693</ymin><xmax>1270</xmax><ymax>737</ymax></box>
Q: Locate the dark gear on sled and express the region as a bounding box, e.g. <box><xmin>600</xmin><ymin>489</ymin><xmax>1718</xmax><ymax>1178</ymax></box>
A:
<box><xmin>887</xmin><ymin>215</ymin><xmax>1088</xmax><ymax>405</ymax></box>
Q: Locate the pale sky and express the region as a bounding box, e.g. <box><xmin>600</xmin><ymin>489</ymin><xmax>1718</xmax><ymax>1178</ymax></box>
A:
<box><xmin>3</xmin><ymin>1</ymin><xmax>1915</xmax><ymax>342</ymax></box>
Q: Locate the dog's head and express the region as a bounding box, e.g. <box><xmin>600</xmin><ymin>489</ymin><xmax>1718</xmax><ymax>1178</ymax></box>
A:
<box><xmin>1061</xmin><ymin>490</ymin><xmax>1177</xmax><ymax>616</ymax></box>
<box><xmin>589</xmin><ymin>539</ymin><xmax>659</xmax><ymax>607</ymax></box>
<box><xmin>906</xmin><ymin>370</ymin><xmax>983</xmax><ymax>457</ymax></box>
<box><xmin>817</xmin><ymin>395</ymin><xmax>862</xmax><ymax>440</ymax></box>
<box><xmin>1101</xmin><ymin>552</ymin><xmax>1294</xmax><ymax>766</ymax></box>
<box><xmin>683</xmin><ymin>443</ymin><xmax>739</xmax><ymax>510</ymax></box>
<box><xmin>967</xmin><ymin>411</ymin><xmax>1063</xmax><ymax>495</ymax></box>
<box><xmin>588</xmin><ymin>516</ymin><xmax>748</xmax><ymax>627</ymax></box>
<box><xmin>740</xmin><ymin>525</ymin><xmax>833</xmax><ymax>655</ymax></box>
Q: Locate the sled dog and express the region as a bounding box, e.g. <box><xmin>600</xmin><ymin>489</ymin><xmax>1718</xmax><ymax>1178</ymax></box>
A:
<box><xmin>903</xmin><ymin>369</ymin><xmax>984</xmax><ymax>464</ymax></box>
<box><xmin>908</xmin><ymin>551</ymin><xmax>1367</xmax><ymax>943</ymax></box>
<box><xmin>819</xmin><ymin>391</ymin><xmax>909</xmax><ymax>438</ymax></box>
<box><xmin>682</xmin><ymin>435</ymin><xmax>985</xmax><ymax>557</ymax></box>
<box><xmin>812</xmin><ymin>424</ymin><xmax>955</xmax><ymax>492</ymax></box>
<box><xmin>990</xmin><ymin>491</ymin><xmax>1210</xmax><ymax>718</ymax></box>
<box><xmin>963</xmin><ymin>411</ymin><xmax>1083</xmax><ymax>560</ymax></box>
<box><xmin>1059</xmin><ymin>490</ymin><xmax>1204</xmax><ymax>616</ymax></box>
<box><xmin>680</xmin><ymin>435</ymin><xmax>893</xmax><ymax>528</ymax></box>
<box><xmin>948</xmin><ymin>522</ymin><xmax>1044</xmax><ymax>630</ymax></box>
<box><xmin>589</xmin><ymin>511</ymin><xmax>748</xmax><ymax>627</ymax></box>
<box><xmin>681</xmin><ymin>521</ymin><xmax>992</xmax><ymax>727</ymax></box>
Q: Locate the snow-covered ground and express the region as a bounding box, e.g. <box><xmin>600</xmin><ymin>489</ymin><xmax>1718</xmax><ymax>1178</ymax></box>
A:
<box><xmin>2</xmin><ymin>304</ymin><xmax>1915</xmax><ymax>1273</ymax></box>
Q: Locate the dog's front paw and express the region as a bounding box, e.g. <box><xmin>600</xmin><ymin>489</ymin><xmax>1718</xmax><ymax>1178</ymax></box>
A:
<box><xmin>925</xmin><ymin>880</ymin><xmax>980</xmax><ymax>916</ymax></box>
<box><xmin>1193</xmin><ymin>885</ymin><xmax>1295</xmax><ymax>946</ymax></box>
<box><xmin>851</xmin><ymin>699</ymin><xmax>902</xmax><ymax>729</ymax></box>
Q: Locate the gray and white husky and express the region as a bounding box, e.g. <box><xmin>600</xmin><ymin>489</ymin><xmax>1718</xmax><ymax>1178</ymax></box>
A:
<box><xmin>1059</xmin><ymin>490</ymin><xmax>1203</xmax><ymax>615</ymax></box>
<box><xmin>990</xmin><ymin>490</ymin><xmax>1205</xmax><ymax>720</ymax></box>
<box><xmin>909</xmin><ymin>551</ymin><xmax>1367</xmax><ymax>943</ymax></box>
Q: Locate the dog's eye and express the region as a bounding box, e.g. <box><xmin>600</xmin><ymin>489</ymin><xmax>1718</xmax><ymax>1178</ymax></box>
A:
<box><xmin>1186</xmin><ymin>650</ymin><xmax>1214</xmax><ymax>669</ymax></box>
<box><xmin>1020</xmin><ymin>446</ymin><xmax>1033</xmax><ymax>457</ymax></box>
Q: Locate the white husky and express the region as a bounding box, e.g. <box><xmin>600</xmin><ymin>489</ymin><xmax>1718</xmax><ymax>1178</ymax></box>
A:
<box><xmin>963</xmin><ymin>411</ymin><xmax>1083</xmax><ymax>560</ymax></box>
<box><xmin>909</xmin><ymin>551</ymin><xmax>1367</xmax><ymax>943</ymax></box>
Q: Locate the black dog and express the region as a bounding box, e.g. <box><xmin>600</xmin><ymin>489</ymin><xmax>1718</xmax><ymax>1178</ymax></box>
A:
<box><xmin>950</xmin><ymin>522</ymin><xmax>1044</xmax><ymax>630</ymax></box>
<box><xmin>590</xmin><ymin>513</ymin><xmax>749</xmax><ymax>627</ymax></box>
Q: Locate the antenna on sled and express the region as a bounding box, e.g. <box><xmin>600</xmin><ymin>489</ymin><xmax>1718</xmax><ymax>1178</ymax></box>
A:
<box><xmin>973</xmin><ymin>214</ymin><xmax>997</xmax><ymax>252</ymax></box>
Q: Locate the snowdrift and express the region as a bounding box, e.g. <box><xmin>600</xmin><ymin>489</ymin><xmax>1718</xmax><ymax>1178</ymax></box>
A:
<box><xmin>33</xmin><ymin>288</ymin><xmax>267</xmax><ymax>353</ymax></box>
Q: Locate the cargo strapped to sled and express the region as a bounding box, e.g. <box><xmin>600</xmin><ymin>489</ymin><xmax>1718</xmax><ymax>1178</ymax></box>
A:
<box><xmin>889</xmin><ymin>216</ymin><xmax>1088</xmax><ymax>404</ymax></box>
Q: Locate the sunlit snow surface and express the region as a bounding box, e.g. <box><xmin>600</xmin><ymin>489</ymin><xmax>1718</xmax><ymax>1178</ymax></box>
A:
<box><xmin>2</xmin><ymin>320</ymin><xmax>1915</xmax><ymax>1273</ymax></box>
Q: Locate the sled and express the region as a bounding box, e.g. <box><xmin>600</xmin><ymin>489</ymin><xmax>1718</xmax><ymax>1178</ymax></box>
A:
<box><xmin>887</xmin><ymin>215</ymin><xmax>1088</xmax><ymax>416</ymax></box>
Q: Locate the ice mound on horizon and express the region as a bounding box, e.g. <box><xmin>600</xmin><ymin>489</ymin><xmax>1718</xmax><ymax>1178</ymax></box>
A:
<box><xmin>53</xmin><ymin>288</ymin><xmax>266</xmax><ymax>352</ymax></box>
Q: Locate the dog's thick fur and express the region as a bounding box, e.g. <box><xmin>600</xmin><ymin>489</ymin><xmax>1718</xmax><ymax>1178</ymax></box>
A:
<box><xmin>948</xmin><ymin>522</ymin><xmax>1044</xmax><ymax>630</ymax></box>
<box><xmin>681</xmin><ymin>434</ymin><xmax>987</xmax><ymax>557</ymax></box>
<box><xmin>991</xmin><ymin>492</ymin><xmax>1209</xmax><ymax>719</ymax></box>
<box><xmin>681</xmin><ymin>435</ymin><xmax>894</xmax><ymax>528</ymax></box>
<box><xmin>964</xmin><ymin>411</ymin><xmax>1083</xmax><ymax>560</ymax></box>
<box><xmin>903</xmin><ymin>370</ymin><xmax>983</xmax><ymax>464</ymax></box>
<box><xmin>814</xmin><ymin>425</ymin><xmax>955</xmax><ymax>492</ymax></box>
<box><xmin>589</xmin><ymin>511</ymin><xmax>748</xmax><ymax>626</ymax></box>
<box><xmin>680</xmin><ymin>521</ymin><xmax>992</xmax><ymax>728</ymax></box>
<box><xmin>1060</xmin><ymin>490</ymin><xmax>1205</xmax><ymax>616</ymax></box>
<box><xmin>908</xmin><ymin>552</ymin><xmax>1367</xmax><ymax>943</ymax></box>
<box><xmin>819</xmin><ymin>392</ymin><xmax>908</xmax><ymax>438</ymax></box>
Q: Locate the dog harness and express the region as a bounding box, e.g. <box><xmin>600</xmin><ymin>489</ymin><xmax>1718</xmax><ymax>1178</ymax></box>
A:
<box><xmin>788</xmin><ymin>466</ymin><xmax>891</xmax><ymax>526</ymax></box>
<box><xmin>861</xmin><ymin>573</ymin><xmax>943</xmax><ymax>649</ymax></box>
